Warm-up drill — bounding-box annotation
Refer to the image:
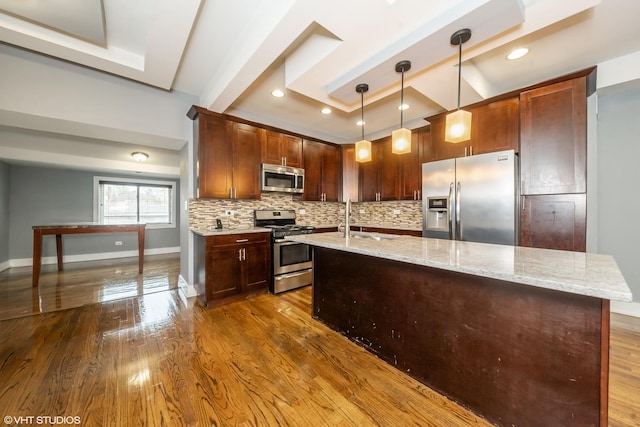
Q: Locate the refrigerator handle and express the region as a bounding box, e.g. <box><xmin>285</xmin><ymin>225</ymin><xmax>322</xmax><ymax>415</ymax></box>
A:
<box><xmin>448</xmin><ymin>182</ymin><xmax>454</xmax><ymax>240</ymax></box>
<box><xmin>456</xmin><ymin>181</ymin><xmax>462</xmax><ymax>240</ymax></box>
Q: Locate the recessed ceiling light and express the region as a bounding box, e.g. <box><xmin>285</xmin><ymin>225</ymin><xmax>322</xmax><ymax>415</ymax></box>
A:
<box><xmin>321</xmin><ymin>107</ymin><xmax>332</xmax><ymax>115</ymax></box>
<box><xmin>398</xmin><ymin>103</ymin><xmax>410</xmax><ymax>111</ymax></box>
<box><xmin>131</xmin><ymin>152</ymin><xmax>148</xmax><ymax>162</ymax></box>
<box><xmin>506</xmin><ymin>47</ymin><xmax>529</xmax><ymax>60</ymax></box>
<box><xmin>271</xmin><ymin>89</ymin><xmax>285</xmax><ymax>98</ymax></box>
<box><xmin>357</xmin><ymin>120</ymin><xmax>365</xmax><ymax>126</ymax></box>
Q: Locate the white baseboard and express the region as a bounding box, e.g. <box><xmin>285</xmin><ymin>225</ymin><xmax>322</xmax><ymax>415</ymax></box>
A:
<box><xmin>0</xmin><ymin>259</ymin><xmax>9</xmax><ymax>273</ymax></box>
<box><xmin>9</xmin><ymin>246</ymin><xmax>180</xmax><ymax>268</ymax></box>
<box><xmin>611</xmin><ymin>300</ymin><xmax>640</xmax><ymax>318</ymax></box>
<box><xmin>178</xmin><ymin>274</ymin><xmax>198</xmax><ymax>301</ymax></box>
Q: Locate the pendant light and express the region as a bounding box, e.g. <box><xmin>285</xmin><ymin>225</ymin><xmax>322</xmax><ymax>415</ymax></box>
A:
<box><xmin>355</xmin><ymin>83</ymin><xmax>372</xmax><ymax>163</ymax></box>
<box><xmin>392</xmin><ymin>60</ymin><xmax>412</xmax><ymax>154</ymax></box>
<box><xmin>445</xmin><ymin>28</ymin><xmax>472</xmax><ymax>143</ymax></box>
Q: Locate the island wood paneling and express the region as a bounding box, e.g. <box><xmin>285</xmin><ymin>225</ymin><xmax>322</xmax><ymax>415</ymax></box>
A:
<box><xmin>313</xmin><ymin>247</ymin><xmax>609</xmax><ymax>427</ymax></box>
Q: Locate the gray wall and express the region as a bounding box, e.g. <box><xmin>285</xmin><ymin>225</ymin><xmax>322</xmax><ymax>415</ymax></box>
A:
<box><xmin>8</xmin><ymin>165</ymin><xmax>180</xmax><ymax>260</ymax></box>
<box><xmin>0</xmin><ymin>161</ymin><xmax>9</xmax><ymax>265</ymax></box>
<box><xmin>597</xmin><ymin>86</ymin><xmax>640</xmax><ymax>302</ymax></box>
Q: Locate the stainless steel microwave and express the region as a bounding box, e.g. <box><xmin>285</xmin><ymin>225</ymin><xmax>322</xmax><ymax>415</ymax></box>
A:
<box><xmin>261</xmin><ymin>163</ymin><xmax>304</xmax><ymax>194</ymax></box>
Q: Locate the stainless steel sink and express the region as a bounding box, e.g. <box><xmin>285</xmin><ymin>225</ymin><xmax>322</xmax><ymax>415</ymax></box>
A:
<box><xmin>349</xmin><ymin>232</ymin><xmax>398</xmax><ymax>241</ymax></box>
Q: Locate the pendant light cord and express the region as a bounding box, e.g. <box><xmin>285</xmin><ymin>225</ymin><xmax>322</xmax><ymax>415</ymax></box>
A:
<box><xmin>361</xmin><ymin>90</ymin><xmax>365</xmax><ymax>140</ymax></box>
<box><xmin>456</xmin><ymin>34</ymin><xmax>462</xmax><ymax>111</ymax></box>
<box><xmin>400</xmin><ymin>68</ymin><xmax>405</xmax><ymax>127</ymax></box>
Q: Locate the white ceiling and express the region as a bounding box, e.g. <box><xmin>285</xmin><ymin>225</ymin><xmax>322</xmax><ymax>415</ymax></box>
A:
<box><xmin>1</xmin><ymin>0</ymin><xmax>640</xmax><ymax>176</ymax></box>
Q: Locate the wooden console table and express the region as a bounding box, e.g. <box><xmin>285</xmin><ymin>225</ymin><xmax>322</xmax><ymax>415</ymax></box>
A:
<box><xmin>32</xmin><ymin>223</ymin><xmax>146</xmax><ymax>287</ymax></box>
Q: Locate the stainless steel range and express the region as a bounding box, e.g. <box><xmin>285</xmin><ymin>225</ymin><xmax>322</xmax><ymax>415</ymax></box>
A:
<box><xmin>254</xmin><ymin>209</ymin><xmax>315</xmax><ymax>294</ymax></box>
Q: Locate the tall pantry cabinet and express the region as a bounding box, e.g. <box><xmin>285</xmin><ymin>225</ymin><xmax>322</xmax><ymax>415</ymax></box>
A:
<box><xmin>519</xmin><ymin>70</ymin><xmax>594</xmax><ymax>252</ymax></box>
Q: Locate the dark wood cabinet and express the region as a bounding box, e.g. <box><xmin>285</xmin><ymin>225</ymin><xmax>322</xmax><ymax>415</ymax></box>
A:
<box><xmin>190</xmin><ymin>107</ymin><xmax>262</xmax><ymax>200</ymax></box>
<box><xmin>361</xmin><ymin>130</ymin><xmax>430</xmax><ymax>202</ymax></box>
<box><xmin>426</xmin><ymin>97</ymin><xmax>519</xmax><ymax>162</ymax></box>
<box><xmin>262</xmin><ymin>130</ymin><xmax>303</xmax><ymax>168</ymax></box>
<box><xmin>520</xmin><ymin>194</ymin><xmax>586</xmax><ymax>252</ymax></box>
<box><xmin>400</xmin><ymin>126</ymin><xmax>430</xmax><ymax>200</ymax></box>
<box><xmin>359</xmin><ymin>137</ymin><xmax>400</xmax><ymax>201</ymax></box>
<box><xmin>425</xmin><ymin>115</ymin><xmax>465</xmax><ymax>162</ymax></box>
<box><xmin>195</xmin><ymin>232</ymin><xmax>271</xmax><ymax>305</ymax></box>
<box><xmin>195</xmin><ymin>114</ymin><xmax>234</xmax><ymax>199</ymax></box>
<box><xmin>520</xmin><ymin>77</ymin><xmax>587</xmax><ymax>195</ymax></box>
<box><xmin>303</xmin><ymin>140</ymin><xmax>341</xmax><ymax>202</ymax></box>
<box><xmin>341</xmin><ymin>145</ymin><xmax>359</xmax><ymax>202</ymax></box>
<box><xmin>232</xmin><ymin>123</ymin><xmax>263</xmax><ymax>199</ymax></box>
<box><xmin>470</xmin><ymin>97</ymin><xmax>519</xmax><ymax>155</ymax></box>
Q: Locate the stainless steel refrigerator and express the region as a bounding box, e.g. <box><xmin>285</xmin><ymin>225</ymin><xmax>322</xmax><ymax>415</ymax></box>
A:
<box><xmin>422</xmin><ymin>149</ymin><xmax>518</xmax><ymax>245</ymax></box>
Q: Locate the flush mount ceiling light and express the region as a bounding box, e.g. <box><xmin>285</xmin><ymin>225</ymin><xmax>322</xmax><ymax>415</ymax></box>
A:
<box><xmin>445</xmin><ymin>28</ymin><xmax>473</xmax><ymax>144</ymax></box>
<box><xmin>392</xmin><ymin>60</ymin><xmax>412</xmax><ymax>155</ymax></box>
<box><xmin>321</xmin><ymin>107</ymin><xmax>332</xmax><ymax>114</ymax></box>
<box><xmin>507</xmin><ymin>47</ymin><xmax>529</xmax><ymax>60</ymax></box>
<box><xmin>131</xmin><ymin>152</ymin><xmax>149</xmax><ymax>162</ymax></box>
<box><xmin>354</xmin><ymin>83</ymin><xmax>372</xmax><ymax>163</ymax></box>
<box><xmin>271</xmin><ymin>89</ymin><xmax>285</xmax><ymax>98</ymax></box>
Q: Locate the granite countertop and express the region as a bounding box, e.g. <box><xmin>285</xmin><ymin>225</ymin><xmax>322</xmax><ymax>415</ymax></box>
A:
<box><xmin>287</xmin><ymin>232</ymin><xmax>633</xmax><ymax>302</ymax></box>
<box><xmin>190</xmin><ymin>227</ymin><xmax>271</xmax><ymax>237</ymax></box>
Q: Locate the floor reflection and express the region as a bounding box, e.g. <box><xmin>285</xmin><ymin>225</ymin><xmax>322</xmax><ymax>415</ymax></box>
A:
<box><xmin>0</xmin><ymin>253</ymin><xmax>180</xmax><ymax>321</ymax></box>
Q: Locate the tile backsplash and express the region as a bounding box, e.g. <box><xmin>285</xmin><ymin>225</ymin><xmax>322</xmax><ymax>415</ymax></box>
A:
<box><xmin>189</xmin><ymin>193</ymin><xmax>423</xmax><ymax>230</ymax></box>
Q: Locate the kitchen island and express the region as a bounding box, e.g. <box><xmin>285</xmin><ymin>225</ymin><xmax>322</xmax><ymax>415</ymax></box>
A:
<box><xmin>287</xmin><ymin>232</ymin><xmax>632</xmax><ymax>427</ymax></box>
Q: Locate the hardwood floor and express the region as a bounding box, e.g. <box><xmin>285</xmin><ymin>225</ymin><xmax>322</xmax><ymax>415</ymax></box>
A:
<box><xmin>0</xmin><ymin>253</ymin><xmax>179</xmax><ymax>321</ymax></box>
<box><xmin>0</xmin><ymin>257</ymin><xmax>638</xmax><ymax>426</ymax></box>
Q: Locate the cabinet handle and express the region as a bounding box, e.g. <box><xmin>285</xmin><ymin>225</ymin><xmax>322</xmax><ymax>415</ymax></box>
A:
<box><xmin>470</xmin><ymin>146</ymin><xmax>473</xmax><ymax>156</ymax></box>
<box><xmin>417</xmin><ymin>190</ymin><xmax>420</xmax><ymax>200</ymax></box>
<box><xmin>238</xmin><ymin>249</ymin><xmax>242</xmax><ymax>261</ymax></box>
<box><xmin>413</xmin><ymin>190</ymin><xmax>416</xmax><ymax>200</ymax></box>
<box><xmin>464</xmin><ymin>147</ymin><xmax>467</xmax><ymax>157</ymax></box>
<box><xmin>230</xmin><ymin>188</ymin><xmax>233</xmax><ymax>199</ymax></box>
<box><xmin>242</xmin><ymin>248</ymin><xmax>246</xmax><ymax>261</ymax></box>
<box><xmin>522</xmin><ymin>195</ymin><xmax>526</xmax><ymax>211</ymax></box>
<box><xmin>235</xmin><ymin>239</ymin><xmax>249</xmax><ymax>243</ymax></box>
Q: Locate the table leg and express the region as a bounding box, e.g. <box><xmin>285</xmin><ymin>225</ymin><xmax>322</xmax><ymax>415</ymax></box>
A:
<box><xmin>32</xmin><ymin>230</ymin><xmax>42</xmax><ymax>287</ymax></box>
<box><xmin>56</xmin><ymin>234</ymin><xmax>63</xmax><ymax>271</ymax></box>
<box><xmin>138</xmin><ymin>225</ymin><xmax>145</xmax><ymax>274</ymax></box>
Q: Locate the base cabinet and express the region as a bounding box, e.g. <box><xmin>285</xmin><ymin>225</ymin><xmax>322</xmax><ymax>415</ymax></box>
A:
<box><xmin>195</xmin><ymin>232</ymin><xmax>271</xmax><ymax>305</ymax></box>
<box><xmin>520</xmin><ymin>194</ymin><xmax>586</xmax><ymax>252</ymax></box>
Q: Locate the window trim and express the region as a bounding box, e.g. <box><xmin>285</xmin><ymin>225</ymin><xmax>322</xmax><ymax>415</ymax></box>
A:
<box><xmin>93</xmin><ymin>176</ymin><xmax>177</xmax><ymax>229</ymax></box>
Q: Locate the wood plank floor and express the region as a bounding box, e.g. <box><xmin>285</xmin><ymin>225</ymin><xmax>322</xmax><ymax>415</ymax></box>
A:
<box><xmin>0</xmin><ymin>253</ymin><xmax>179</xmax><ymax>321</ymax></box>
<box><xmin>0</xmin><ymin>256</ymin><xmax>638</xmax><ymax>426</ymax></box>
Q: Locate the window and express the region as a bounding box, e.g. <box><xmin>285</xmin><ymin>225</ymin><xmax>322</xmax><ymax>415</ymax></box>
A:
<box><xmin>94</xmin><ymin>177</ymin><xmax>176</xmax><ymax>229</ymax></box>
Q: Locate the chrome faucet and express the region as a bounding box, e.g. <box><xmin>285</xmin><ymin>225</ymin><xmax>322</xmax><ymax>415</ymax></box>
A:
<box><xmin>344</xmin><ymin>198</ymin><xmax>351</xmax><ymax>238</ymax></box>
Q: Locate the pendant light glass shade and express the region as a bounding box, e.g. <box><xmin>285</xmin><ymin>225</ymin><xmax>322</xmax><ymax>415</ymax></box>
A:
<box><xmin>391</xmin><ymin>128</ymin><xmax>412</xmax><ymax>154</ymax></box>
<box><xmin>445</xmin><ymin>29</ymin><xmax>472</xmax><ymax>144</ymax></box>
<box><xmin>355</xmin><ymin>139</ymin><xmax>372</xmax><ymax>162</ymax></box>
<box><xmin>444</xmin><ymin>109</ymin><xmax>472</xmax><ymax>143</ymax></box>
<box><xmin>355</xmin><ymin>83</ymin><xmax>372</xmax><ymax>163</ymax></box>
<box><xmin>392</xmin><ymin>60</ymin><xmax>412</xmax><ymax>154</ymax></box>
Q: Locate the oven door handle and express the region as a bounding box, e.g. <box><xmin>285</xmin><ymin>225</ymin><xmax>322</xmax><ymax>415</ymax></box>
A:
<box><xmin>274</xmin><ymin>239</ymin><xmax>304</xmax><ymax>245</ymax></box>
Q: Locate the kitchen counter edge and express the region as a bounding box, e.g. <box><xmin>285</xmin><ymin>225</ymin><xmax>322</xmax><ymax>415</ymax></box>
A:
<box><xmin>287</xmin><ymin>232</ymin><xmax>633</xmax><ymax>302</ymax></box>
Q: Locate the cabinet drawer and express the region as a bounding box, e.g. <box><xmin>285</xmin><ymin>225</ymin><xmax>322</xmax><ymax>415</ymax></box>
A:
<box><xmin>207</xmin><ymin>232</ymin><xmax>270</xmax><ymax>248</ymax></box>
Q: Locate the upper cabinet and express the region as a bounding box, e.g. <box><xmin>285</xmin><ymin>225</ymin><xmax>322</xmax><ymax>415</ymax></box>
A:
<box><xmin>400</xmin><ymin>126</ymin><xmax>430</xmax><ymax>200</ymax></box>
<box><xmin>303</xmin><ymin>140</ymin><xmax>341</xmax><ymax>202</ymax></box>
<box><xmin>359</xmin><ymin>129</ymin><xmax>430</xmax><ymax>202</ymax></box>
<box><xmin>520</xmin><ymin>77</ymin><xmax>587</xmax><ymax>195</ymax></box>
<box><xmin>359</xmin><ymin>137</ymin><xmax>400</xmax><ymax>202</ymax></box>
<box><xmin>426</xmin><ymin>97</ymin><xmax>519</xmax><ymax>162</ymax></box>
<box><xmin>262</xmin><ymin>130</ymin><xmax>303</xmax><ymax>168</ymax></box>
<box><xmin>189</xmin><ymin>107</ymin><xmax>262</xmax><ymax>200</ymax></box>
